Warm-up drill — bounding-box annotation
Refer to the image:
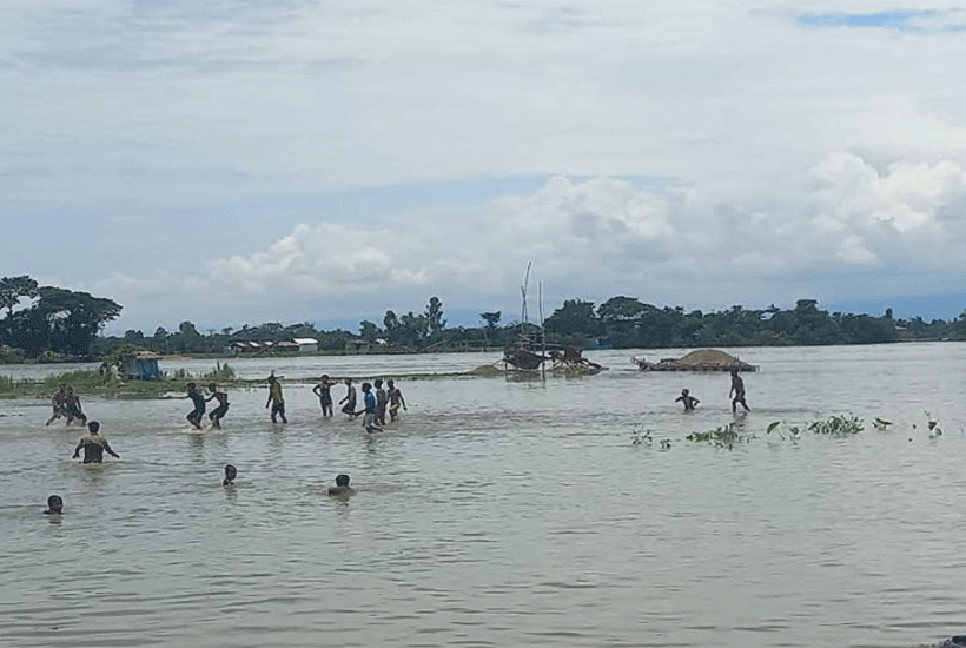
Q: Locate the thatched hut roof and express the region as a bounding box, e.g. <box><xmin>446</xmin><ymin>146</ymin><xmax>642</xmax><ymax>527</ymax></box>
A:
<box><xmin>635</xmin><ymin>349</ymin><xmax>757</xmax><ymax>372</ymax></box>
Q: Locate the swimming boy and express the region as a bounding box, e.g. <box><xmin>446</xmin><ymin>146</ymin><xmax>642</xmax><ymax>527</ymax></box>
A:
<box><xmin>223</xmin><ymin>464</ymin><xmax>237</xmax><ymax>487</ymax></box>
<box><xmin>361</xmin><ymin>382</ymin><xmax>381</xmax><ymax>433</ymax></box>
<box><xmin>730</xmin><ymin>370</ymin><xmax>750</xmax><ymax>413</ymax></box>
<box><xmin>675</xmin><ymin>388</ymin><xmax>699</xmax><ymax>411</ymax></box>
<box><xmin>44</xmin><ymin>495</ymin><xmax>63</xmax><ymax>515</ymax></box>
<box><xmin>207</xmin><ymin>383</ymin><xmax>230</xmax><ymax>429</ymax></box>
<box><xmin>374</xmin><ymin>379</ymin><xmax>387</xmax><ymax>426</ymax></box>
<box><xmin>327</xmin><ymin>474</ymin><xmax>356</xmax><ymax>498</ymax></box>
<box><xmin>72</xmin><ymin>421</ymin><xmax>120</xmax><ymax>463</ymax></box>
<box><xmin>312</xmin><ymin>375</ymin><xmax>334</xmax><ymax>417</ymax></box>
<box><xmin>339</xmin><ymin>378</ymin><xmax>358</xmax><ymax>416</ymax></box>
<box><xmin>46</xmin><ymin>385</ymin><xmax>67</xmax><ymax>426</ymax></box>
<box><xmin>387</xmin><ymin>379</ymin><xmax>407</xmax><ymax>422</ymax></box>
<box><xmin>265</xmin><ymin>374</ymin><xmax>287</xmax><ymax>423</ymax></box>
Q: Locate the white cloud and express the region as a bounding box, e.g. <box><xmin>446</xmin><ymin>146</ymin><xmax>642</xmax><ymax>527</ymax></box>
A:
<box><xmin>7</xmin><ymin>1</ymin><xmax>966</xmax><ymax>327</ymax></box>
<box><xmin>5</xmin><ymin>0</ymin><xmax>966</xmax><ymax>205</ymax></box>
<box><xmin>811</xmin><ymin>153</ymin><xmax>966</xmax><ymax>233</ymax></box>
<box><xmin>207</xmin><ymin>223</ymin><xmax>429</xmax><ymax>294</ymax></box>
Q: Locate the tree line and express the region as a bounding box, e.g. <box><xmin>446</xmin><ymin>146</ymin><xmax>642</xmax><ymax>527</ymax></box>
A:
<box><xmin>4</xmin><ymin>273</ymin><xmax>966</xmax><ymax>362</ymax></box>
<box><xmin>541</xmin><ymin>297</ymin><xmax>927</xmax><ymax>347</ymax></box>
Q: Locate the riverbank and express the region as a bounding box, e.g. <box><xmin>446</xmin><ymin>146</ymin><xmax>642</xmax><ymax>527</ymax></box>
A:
<box><xmin>0</xmin><ymin>363</ymin><xmax>508</xmax><ymax>399</ymax></box>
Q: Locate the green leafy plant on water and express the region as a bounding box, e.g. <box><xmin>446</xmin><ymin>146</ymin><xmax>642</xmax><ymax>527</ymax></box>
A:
<box><xmin>923</xmin><ymin>411</ymin><xmax>942</xmax><ymax>437</ymax></box>
<box><xmin>872</xmin><ymin>417</ymin><xmax>892</xmax><ymax>430</ymax></box>
<box><xmin>687</xmin><ymin>422</ymin><xmax>741</xmax><ymax>448</ymax></box>
<box><xmin>0</xmin><ymin>374</ymin><xmax>30</xmax><ymax>394</ymax></box>
<box><xmin>42</xmin><ymin>369</ymin><xmax>115</xmax><ymax>391</ymax></box>
<box><xmin>765</xmin><ymin>420</ymin><xmax>801</xmax><ymax>441</ymax></box>
<box><xmin>201</xmin><ymin>362</ymin><xmax>235</xmax><ymax>382</ymax></box>
<box><xmin>807</xmin><ymin>413</ymin><xmax>864</xmax><ymax>436</ymax></box>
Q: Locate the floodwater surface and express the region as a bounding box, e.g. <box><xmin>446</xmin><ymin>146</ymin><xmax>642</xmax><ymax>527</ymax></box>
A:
<box><xmin>2</xmin><ymin>344</ymin><xmax>965</xmax><ymax>647</ymax></box>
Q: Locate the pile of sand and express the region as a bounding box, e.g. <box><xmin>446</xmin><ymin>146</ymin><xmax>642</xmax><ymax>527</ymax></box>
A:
<box><xmin>670</xmin><ymin>349</ymin><xmax>743</xmax><ymax>366</ymax></box>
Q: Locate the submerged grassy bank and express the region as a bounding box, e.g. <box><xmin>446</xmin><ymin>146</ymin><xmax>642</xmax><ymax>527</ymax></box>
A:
<box><xmin>0</xmin><ymin>363</ymin><xmax>507</xmax><ymax>399</ymax></box>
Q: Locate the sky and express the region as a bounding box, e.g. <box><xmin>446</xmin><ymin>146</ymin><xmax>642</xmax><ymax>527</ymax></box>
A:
<box><xmin>3</xmin><ymin>0</ymin><xmax>966</xmax><ymax>334</ymax></box>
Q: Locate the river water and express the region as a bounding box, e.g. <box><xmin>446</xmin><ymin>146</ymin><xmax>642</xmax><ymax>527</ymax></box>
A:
<box><xmin>1</xmin><ymin>344</ymin><xmax>964</xmax><ymax>648</ymax></box>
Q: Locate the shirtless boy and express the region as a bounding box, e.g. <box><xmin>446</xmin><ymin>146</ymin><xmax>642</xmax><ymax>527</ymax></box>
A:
<box><xmin>339</xmin><ymin>378</ymin><xmax>358</xmax><ymax>416</ymax></box>
<box><xmin>675</xmin><ymin>388</ymin><xmax>699</xmax><ymax>411</ymax></box>
<box><xmin>64</xmin><ymin>387</ymin><xmax>87</xmax><ymax>426</ymax></box>
<box><xmin>46</xmin><ymin>385</ymin><xmax>67</xmax><ymax>425</ymax></box>
<box><xmin>327</xmin><ymin>474</ymin><xmax>356</xmax><ymax>498</ymax></box>
<box><xmin>730</xmin><ymin>370</ymin><xmax>750</xmax><ymax>413</ymax></box>
<box><xmin>72</xmin><ymin>421</ymin><xmax>120</xmax><ymax>463</ymax></box>
<box><xmin>387</xmin><ymin>379</ymin><xmax>407</xmax><ymax>422</ymax></box>
<box><xmin>207</xmin><ymin>383</ymin><xmax>230</xmax><ymax>428</ymax></box>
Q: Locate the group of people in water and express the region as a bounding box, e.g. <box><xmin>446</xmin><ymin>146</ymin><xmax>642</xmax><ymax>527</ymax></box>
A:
<box><xmin>314</xmin><ymin>375</ymin><xmax>407</xmax><ymax>433</ymax></box>
<box><xmin>675</xmin><ymin>370</ymin><xmax>750</xmax><ymax>413</ymax></box>
<box><xmin>41</xmin><ymin>372</ymin><xmax>406</xmax><ymax>514</ymax></box>
<box><xmin>44</xmin><ymin>367</ymin><xmax>747</xmax><ymax>514</ymax></box>
<box><xmin>45</xmin><ymin>385</ymin><xmax>87</xmax><ymax>426</ymax></box>
<box><xmin>157</xmin><ymin>373</ymin><xmax>408</xmax><ymax>432</ymax></box>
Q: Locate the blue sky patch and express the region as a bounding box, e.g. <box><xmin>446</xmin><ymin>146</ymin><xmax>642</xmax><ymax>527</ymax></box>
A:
<box><xmin>797</xmin><ymin>9</ymin><xmax>929</xmax><ymax>30</ymax></box>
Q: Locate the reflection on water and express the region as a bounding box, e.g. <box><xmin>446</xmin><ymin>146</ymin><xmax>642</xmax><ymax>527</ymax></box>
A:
<box><xmin>2</xmin><ymin>343</ymin><xmax>966</xmax><ymax>647</ymax></box>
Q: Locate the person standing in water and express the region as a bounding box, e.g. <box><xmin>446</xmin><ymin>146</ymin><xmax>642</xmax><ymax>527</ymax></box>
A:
<box><xmin>387</xmin><ymin>379</ymin><xmax>407</xmax><ymax>422</ymax></box>
<box><xmin>729</xmin><ymin>370</ymin><xmax>750</xmax><ymax>413</ymax></box>
<box><xmin>72</xmin><ymin>421</ymin><xmax>119</xmax><ymax>463</ymax></box>
<box><xmin>265</xmin><ymin>374</ymin><xmax>287</xmax><ymax>423</ymax></box>
<box><xmin>374</xmin><ymin>379</ymin><xmax>388</xmax><ymax>426</ymax></box>
<box><xmin>64</xmin><ymin>387</ymin><xmax>87</xmax><ymax>426</ymax></box>
<box><xmin>361</xmin><ymin>382</ymin><xmax>381</xmax><ymax>433</ymax></box>
<box><xmin>223</xmin><ymin>464</ymin><xmax>237</xmax><ymax>487</ymax></box>
<box><xmin>312</xmin><ymin>375</ymin><xmax>334</xmax><ymax>417</ymax></box>
<box><xmin>46</xmin><ymin>385</ymin><xmax>67</xmax><ymax>425</ymax></box>
<box><xmin>206</xmin><ymin>383</ymin><xmax>230</xmax><ymax>429</ymax></box>
<box><xmin>180</xmin><ymin>382</ymin><xmax>206</xmax><ymax>430</ymax></box>
<box><xmin>339</xmin><ymin>378</ymin><xmax>358</xmax><ymax>416</ymax></box>
<box><xmin>675</xmin><ymin>388</ymin><xmax>699</xmax><ymax>411</ymax></box>
<box><xmin>44</xmin><ymin>495</ymin><xmax>64</xmax><ymax>515</ymax></box>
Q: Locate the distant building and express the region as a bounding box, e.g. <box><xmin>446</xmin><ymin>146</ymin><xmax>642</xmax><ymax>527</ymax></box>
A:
<box><xmin>344</xmin><ymin>337</ymin><xmax>371</xmax><ymax>354</ymax></box>
<box><xmin>124</xmin><ymin>352</ymin><xmax>161</xmax><ymax>380</ymax></box>
<box><xmin>292</xmin><ymin>337</ymin><xmax>319</xmax><ymax>353</ymax></box>
<box><xmin>231</xmin><ymin>338</ymin><xmax>317</xmax><ymax>354</ymax></box>
<box><xmin>230</xmin><ymin>341</ymin><xmax>261</xmax><ymax>354</ymax></box>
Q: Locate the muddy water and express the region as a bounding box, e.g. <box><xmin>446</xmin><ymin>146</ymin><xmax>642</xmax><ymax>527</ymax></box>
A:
<box><xmin>2</xmin><ymin>344</ymin><xmax>964</xmax><ymax>647</ymax></box>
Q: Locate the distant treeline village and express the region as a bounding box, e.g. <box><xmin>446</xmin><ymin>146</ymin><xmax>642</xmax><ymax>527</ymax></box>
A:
<box><xmin>1</xmin><ymin>274</ymin><xmax>965</xmax><ymax>363</ymax></box>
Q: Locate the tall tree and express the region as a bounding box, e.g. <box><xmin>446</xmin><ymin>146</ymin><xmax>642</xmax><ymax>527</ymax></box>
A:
<box><xmin>425</xmin><ymin>297</ymin><xmax>445</xmax><ymax>336</ymax></box>
<box><xmin>359</xmin><ymin>320</ymin><xmax>379</xmax><ymax>343</ymax></box>
<box><xmin>480</xmin><ymin>311</ymin><xmax>502</xmax><ymax>329</ymax></box>
<box><xmin>544</xmin><ymin>299</ymin><xmax>599</xmax><ymax>340</ymax></box>
<box><xmin>26</xmin><ymin>286</ymin><xmax>122</xmax><ymax>357</ymax></box>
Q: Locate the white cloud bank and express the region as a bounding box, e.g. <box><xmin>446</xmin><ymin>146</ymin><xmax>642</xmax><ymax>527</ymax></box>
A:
<box><xmin>5</xmin><ymin>1</ymin><xmax>966</xmax><ymax>327</ymax></box>
<box><xmin>88</xmin><ymin>153</ymin><xmax>952</xmax><ymax>328</ymax></box>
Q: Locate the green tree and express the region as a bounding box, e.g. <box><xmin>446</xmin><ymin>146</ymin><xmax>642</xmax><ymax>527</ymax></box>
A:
<box><xmin>359</xmin><ymin>320</ymin><xmax>379</xmax><ymax>344</ymax></box>
<box><xmin>425</xmin><ymin>297</ymin><xmax>445</xmax><ymax>337</ymax></box>
<box><xmin>0</xmin><ymin>275</ymin><xmax>39</xmax><ymax>318</ymax></box>
<box><xmin>544</xmin><ymin>299</ymin><xmax>599</xmax><ymax>342</ymax></box>
<box><xmin>480</xmin><ymin>311</ymin><xmax>501</xmax><ymax>329</ymax></box>
<box><xmin>20</xmin><ymin>286</ymin><xmax>123</xmax><ymax>357</ymax></box>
